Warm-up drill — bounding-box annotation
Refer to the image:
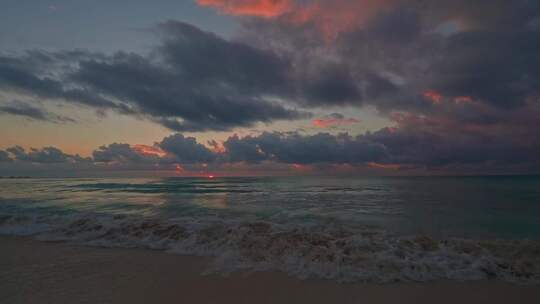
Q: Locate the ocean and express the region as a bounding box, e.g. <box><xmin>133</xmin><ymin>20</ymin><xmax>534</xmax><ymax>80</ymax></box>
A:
<box><xmin>1</xmin><ymin>176</ymin><xmax>539</xmax><ymax>283</ymax></box>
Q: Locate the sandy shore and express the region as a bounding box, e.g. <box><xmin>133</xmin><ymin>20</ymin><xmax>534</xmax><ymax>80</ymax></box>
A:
<box><xmin>1</xmin><ymin>236</ymin><xmax>539</xmax><ymax>304</ymax></box>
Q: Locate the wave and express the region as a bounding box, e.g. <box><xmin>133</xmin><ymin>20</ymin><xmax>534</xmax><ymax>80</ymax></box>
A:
<box><xmin>0</xmin><ymin>212</ymin><xmax>539</xmax><ymax>284</ymax></box>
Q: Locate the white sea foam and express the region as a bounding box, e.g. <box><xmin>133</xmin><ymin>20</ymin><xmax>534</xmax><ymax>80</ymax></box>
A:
<box><xmin>0</xmin><ymin>213</ymin><xmax>539</xmax><ymax>284</ymax></box>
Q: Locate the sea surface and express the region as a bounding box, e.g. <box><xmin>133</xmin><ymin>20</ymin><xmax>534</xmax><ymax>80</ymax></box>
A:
<box><xmin>1</xmin><ymin>176</ymin><xmax>540</xmax><ymax>283</ymax></box>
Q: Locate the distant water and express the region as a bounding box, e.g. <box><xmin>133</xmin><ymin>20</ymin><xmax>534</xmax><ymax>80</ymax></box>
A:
<box><xmin>1</xmin><ymin>176</ymin><xmax>540</xmax><ymax>283</ymax></box>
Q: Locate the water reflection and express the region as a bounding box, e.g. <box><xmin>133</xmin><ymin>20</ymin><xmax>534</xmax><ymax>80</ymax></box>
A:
<box><xmin>1</xmin><ymin>176</ymin><xmax>540</xmax><ymax>239</ymax></box>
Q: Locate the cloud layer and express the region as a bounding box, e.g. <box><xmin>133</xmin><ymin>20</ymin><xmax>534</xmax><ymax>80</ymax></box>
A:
<box><xmin>2</xmin><ymin>123</ymin><xmax>539</xmax><ymax>176</ymax></box>
<box><xmin>0</xmin><ymin>22</ymin><xmax>310</xmax><ymax>132</ymax></box>
<box><xmin>1</xmin><ymin>0</ymin><xmax>540</xmax><ymax>174</ymax></box>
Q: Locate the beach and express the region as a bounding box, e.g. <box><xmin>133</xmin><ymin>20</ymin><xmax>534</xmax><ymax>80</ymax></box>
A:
<box><xmin>2</xmin><ymin>236</ymin><xmax>539</xmax><ymax>304</ymax></box>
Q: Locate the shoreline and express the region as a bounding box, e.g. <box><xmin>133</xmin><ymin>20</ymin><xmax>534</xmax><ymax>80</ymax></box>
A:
<box><xmin>2</xmin><ymin>236</ymin><xmax>540</xmax><ymax>304</ymax></box>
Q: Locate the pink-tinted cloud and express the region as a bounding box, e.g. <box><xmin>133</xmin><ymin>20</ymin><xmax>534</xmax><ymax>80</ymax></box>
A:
<box><xmin>197</xmin><ymin>0</ymin><xmax>402</xmax><ymax>39</ymax></box>
<box><xmin>423</xmin><ymin>91</ymin><xmax>474</xmax><ymax>106</ymax></box>
<box><xmin>423</xmin><ymin>90</ymin><xmax>443</xmax><ymax>104</ymax></box>
<box><xmin>312</xmin><ymin>117</ymin><xmax>360</xmax><ymax>128</ymax></box>
<box><xmin>196</xmin><ymin>0</ymin><xmax>293</xmax><ymax>18</ymax></box>
<box><xmin>207</xmin><ymin>140</ymin><xmax>227</xmax><ymax>153</ymax></box>
<box><xmin>133</xmin><ymin>144</ymin><xmax>168</xmax><ymax>158</ymax></box>
<box><xmin>289</xmin><ymin>0</ymin><xmax>401</xmax><ymax>40</ymax></box>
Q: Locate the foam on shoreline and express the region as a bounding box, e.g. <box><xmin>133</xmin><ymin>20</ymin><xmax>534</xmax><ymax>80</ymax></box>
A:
<box><xmin>0</xmin><ymin>212</ymin><xmax>539</xmax><ymax>284</ymax></box>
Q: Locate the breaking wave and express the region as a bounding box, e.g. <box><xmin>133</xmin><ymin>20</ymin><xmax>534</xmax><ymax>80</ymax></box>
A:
<box><xmin>1</xmin><ymin>212</ymin><xmax>539</xmax><ymax>284</ymax></box>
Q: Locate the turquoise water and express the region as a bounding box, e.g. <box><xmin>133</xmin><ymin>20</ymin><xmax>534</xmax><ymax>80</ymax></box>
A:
<box><xmin>1</xmin><ymin>176</ymin><xmax>539</xmax><ymax>239</ymax></box>
<box><xmin>1</xmin><ymin>176</ymin><xmax>540</xmax><ymax>283</ymax></box>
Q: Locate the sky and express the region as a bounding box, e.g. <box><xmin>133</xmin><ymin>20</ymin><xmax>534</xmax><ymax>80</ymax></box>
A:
<box><xmin>0</xmin><ymin>0</ymin><xmax>539</xmax><ymax>177</ymax></box>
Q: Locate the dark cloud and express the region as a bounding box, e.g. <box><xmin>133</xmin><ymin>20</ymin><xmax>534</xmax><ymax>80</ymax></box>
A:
<box><xmin>0</xmin><ymin>150</ymin><xmax>11</xmax><ymax>162</ymax></box>
<box><xmin>301</xmin><ymin>64</ymin><xmax>362</xmax><ymax>106</ymax></box>
<box><xmin>0</xmin><ymin>100</ymin><xmax>75</xmax><ymax>123</ymax></box>
<box><xmin>366</xmin><ymin>7</ymin><xmax>421</xmax><ymax>45</ymax></box>
<box><xmin>159</xmin><ymin>134</ymin><xmax>216</xmax><ymax>164</ymax></box>
<box><xmin>1</xmin><ymin>1</ymin><xmax>538</xmax><ymax>119</ymax></box>
<box><xmin>92</xmin><ymin>143</ymin><xmax>161</xmax><ymax>164</ymax></box>
<box><xmin>363</xmin><ymin>110</ymin><xmax>540</xmax><ymax>168</ymax></box>
<box><xmin>5</xmin><ymin>146</ymin><xmax>88</xmax><ymax>164</ymax></box>
<box><xmin>224</xmin><ymin>0</ymin><xmax>540</xmax><ymax>173</ymax></box>
<box><xmin>70</xmin><ymin>21</ymin><xmax>311</xmax><ymax>131</ymax></box>
<box><xmin>222</xmin><ymin>134</ymin><xmax>267</xmax><ymax>163</ymax></box>
<box><xmin>0</xmin><ymin>53</ymin><xmax>131</xmax><ymax>113</ymax></box>
<box><xmin>0</xmin><ymin>22</ymin><xmax>310</xmax><ymax>132</ymax></box>
<box><xmin>428</xmin><ymin>30</ymin><xmax>540</xmax><ymax>109</ymax></box>
<box><xmin>157</xmin><ymin>21</ymin><xmax>291</xmax><ymax>94</ymax></box>
<box><xmin>2</xmin><ymin>120</ymin><xmax>540</xmax><ymax>174</ymax></box>
<box><xmin>224</xmin><ymin>132</ymin><xmax>387</xmax><ymax>164</ymax></box>
<box><xmin>237</xmin><ymin>0</ymin><xmax>540</xmax><ymax>114</ymax></box>
<box><xmin>0</xmin><ymin>102</ymin><xmax>48</xmax><ymax>120</ymax></box>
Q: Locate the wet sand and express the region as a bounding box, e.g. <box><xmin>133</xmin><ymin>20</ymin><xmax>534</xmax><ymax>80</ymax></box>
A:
<box><xmin>1</xmin><ymin>236</ymin><xmax>539</xmax><ymax>304</ymax></box>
